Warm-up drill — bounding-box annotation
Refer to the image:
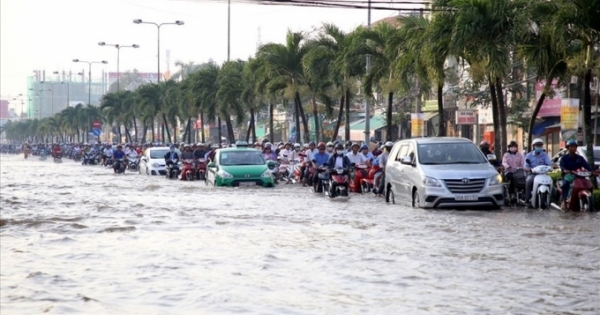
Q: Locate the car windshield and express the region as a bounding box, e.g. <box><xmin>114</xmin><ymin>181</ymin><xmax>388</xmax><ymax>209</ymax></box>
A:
<box><xmin>220</xmin><ymin>150</ymin><xmax>265</xmax><ymax>165</ymax></box>
<box><xmin>418</xmin><ymin>142</ymin><xmax>487</xmax><ymax>165</ymax></box>
<box><xmin>151</xmin><ymin>149</ymin><xmax>169</xmax><ymax>159</ymax></box>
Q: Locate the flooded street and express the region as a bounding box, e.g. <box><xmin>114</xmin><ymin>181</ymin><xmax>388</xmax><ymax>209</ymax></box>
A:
<box><xmin>1</xmin><ymin>154</ymin><xmax>599</xmax><ymax>314</ymax></box>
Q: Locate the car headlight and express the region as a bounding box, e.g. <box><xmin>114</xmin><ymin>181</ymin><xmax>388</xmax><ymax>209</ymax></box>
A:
<box><xmin>261</xmin><ymin>170</ymin><xmax>272</xmax><ymax>178</ymax></box>
<box><xmin>217</xmin><ymin>170</ymin><xmax>233</xmax><ymax>178</ymax></box>
<box><xmin>489</xmin><ymin>174</ymin><xmax>502</xmax><ymax>186</ymax></box>
<box><xmin>151</xmin><ymin>163</ymin><xmax>159</xmax><ymax>167</ymax></box>
<box><xmin>423</xmin><ymin>177</ymin><xmax>441</xmax><ymax>187</ymax></box>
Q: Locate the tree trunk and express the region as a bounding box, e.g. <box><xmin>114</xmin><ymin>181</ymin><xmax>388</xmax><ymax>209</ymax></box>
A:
<box><xmin>132</xmin><ymin>117</ymin><xmax>138</xmax><ymax>143</ymax></box>
<box><xmin>269</xmin><ymin>102</ymin><xmax>274</xmax><ymax>143</ymax></box>
<box><xmin>345</xmin><ymin>89</ymin><xmax>351</xmax><ymax>142</ymax></box>
<box><xmin>312</xmin><ymin>97</ymin><xmax>320</xmax><ymax>142</ymax></box>
<box><xmin>292</xmin><ymin>98</ymin><xmax>300</xmax><ymax>143</ymax></box>
<box><xmin>527</xmin><ymin>93</ymin><xmax>546</xmax><ymax>150</ymax></box>
<box><xmin>496</xmin><ymin>78</ymin><xmax>508</xmax><ymax>154</ymax></box>
<box><xmin>295</xmin><ymin>92</ymin><xmax>309</xmax><ymax>142</ymax></box>
<box><xmin>332</xmin><ymin>95</ymin><xmax>345</xmax><ymax>141</ymax></box>
<box><xmin>386</xmin><ymin>92</ymin><xmax>393</xmax><ymax>141</ymax></box>
<box><xmin>188</xmin><ymin>118</ymin><xmax>193</xmax><ymax>144</ymax></box>
<box><xmin>141</xmin><ymin>125</ymin><xmax>147</xmax><ymax>144</ymax></box>
<box><xmin>76</xmin><ymin>127</ymin><xmax>81</xmax><ymax>142</ymax></box>
<box><xmin>224</xmin><ymin>115</ymin><xmax>235</xmax><ymax>144</ymax></box>
<box><xmin>124</xmin><ymin>126</ymin><xmax>132</xmax><ymax>143</ymax></box>
<box><xmin>117</xmin><ymin>126</ymin><xmax>122</xmax><ymax>143</ymax></box>
<box><xmin>151</xmin><ymin>119</ymin><xmax>155</xmax><ymax>143</ymax></box>
<box><xmin>200</xmin><ymin>112</ymin><xmax>205</xmax><ymax>143</ymax></box>
<box><xmin>488</xmin><ymin>80</ymin><xmax>502</xmax><ymax>158</ymax></box>
<box><xmin>437</xmin><ymin>83</ymin><xmax>446</xmax><ymax>136</ymax></box>
<box><xmin>217</xmin><ymin>116</ymin><xmax>222</xmax><ymax>144</ymax></box>
<box><xmin>250</xmin><ymin>108</ymin><xmax>256</xmax><ymax>143</ymax></box>
<box><xmin>182</xmin><ymin>119</ymin><xmax>190</xmax><ymax>144</ymax></box>
<box><xmin>583</xmin><ymin>68</ymin><xmax>593</xmax><ymax>165</ymax></box>
<box><xmin>246</xmin><ymin>112</ymin><xmax>252</xmax><ymax>142</ymax></box>
<box><xmin>172</xmin><ymin>121</ymin><xmax>177</xmax><ymax>143</ymax></box>
<box><xmin>162</xmin><ymin>113</ymin><xmax>172</xmax><ymax>143</ymax></box>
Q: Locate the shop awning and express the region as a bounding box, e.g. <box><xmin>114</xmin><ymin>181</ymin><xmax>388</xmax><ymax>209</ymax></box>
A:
<box><xmin>350</xmin><ymin>115</ymin><xmax>386</xmax><ymax>131</ymax></box>
<box><xmin>424</xmin><ymin>112</ymin><xmax>439</xmax><ymax>121</ymax></box>
<box><xmin>532</xmin><ymin>119</ymin><xmax>559</xmax><ymax>136</ymax></box>
<box><xmin>541</xmin><ymin>123</ymin><xmax>561</xmax><ymax>136</ymax></box>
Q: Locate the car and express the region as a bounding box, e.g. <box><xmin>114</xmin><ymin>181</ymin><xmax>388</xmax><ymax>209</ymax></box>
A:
<box><xmin>551</xmin><ymin>146</ymin><xmax>600</xmax><ymax>168</ymax></box>
<box><xmin>384</xmin><ymin>137</ymin><xmax>504</xmax><ymax>209</ymax></box>
<box><xmin>139</xmin><ymin>147</ymin><xmax>181</xmax><ymax>175</ymax></box>
<box><xmin>206</xmin><ymin>147</ymin><xmax>276</xmax><ymax>187</ymax></box>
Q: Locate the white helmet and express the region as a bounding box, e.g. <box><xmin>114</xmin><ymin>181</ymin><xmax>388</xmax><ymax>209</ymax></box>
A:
<box><xmin>294</xmin><ymin>143</ymin><xmax>301</xmax><ymax>148</ymax></box>
<box><xmin>532</xmin><ymin>138</ymin><xmax>544</xmax><ymax>146</ymax></box>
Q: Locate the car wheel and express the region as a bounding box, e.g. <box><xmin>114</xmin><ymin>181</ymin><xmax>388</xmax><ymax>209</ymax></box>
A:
<box><xmin>412</xmin><ymin>189</ymin><xmax>421</xmax><ymax>208</ymax></box>
<box><xmin>386</xmin><ymin>185</ymin><xmax>395</xmax><ymax>204</ymax></box>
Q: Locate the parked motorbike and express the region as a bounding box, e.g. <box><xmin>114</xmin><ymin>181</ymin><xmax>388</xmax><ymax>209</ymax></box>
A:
<box><xmin>277</xmin><ymin>156</ymin><xmax>292</xmax><ymax>183</ymax></box>
<box><xmin>165</xmin><ymin>159</ymin><xmax>181</xmax><ymax>179</ymax></box>
<box><xmin>128</xmin><ymin>156</ymin><xmax>139</xmax><ymax>171</ymax></box>
<box><xmin>527</xmin><ymin>159</ymin><xmax>553</xmax><ymax>209</ymax></box>
<box><xmin>553</xmin><ymin>169</ymin><xmax>595</xmax><ymax>211</ymax></box>
<box><xmin>113</xmin><ymin>158</ymin><xmax>125</xmax><ymax>174</ymax></box>
<box><xmin>180</xmin><ymin>159</ymin><xmax>195</xmax><ymax>181</ymax></box>
<box><xmin>326</xmin><ymin>167</ymin><xmax>350</xmax><ymax>198</ymax></box>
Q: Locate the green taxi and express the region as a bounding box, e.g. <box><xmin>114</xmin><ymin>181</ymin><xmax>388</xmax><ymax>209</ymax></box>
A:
<box><xmin>206</xmin><ymin>142</ymin><xmax>276</xmax><ymax>187</ymax></box>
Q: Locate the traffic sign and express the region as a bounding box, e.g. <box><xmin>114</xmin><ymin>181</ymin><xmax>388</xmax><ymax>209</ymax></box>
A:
<box><xmin>93</xmin><ymin>128</ymin><xmax>101</xmax><ymax>136</ymax></box>
<box><xmin>92</xmin><ymin>120</ymin><xmax>102</xmax><ymax>128</ymax></box>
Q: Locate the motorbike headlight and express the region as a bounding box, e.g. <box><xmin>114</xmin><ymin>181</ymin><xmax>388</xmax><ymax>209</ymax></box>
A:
<box><xmin>423</xmin><ymin>177</ymin><xmax>442</xmax><ymax>187</ymax></box>
<box><xmin>489</xmin><ymin>174</ymin><xmax>502</xmax><ymax>186</ymax></box>
<box><xmin>261</xmin><ymin>170</ymin><xmax>272</xmax><ymax>178</ymax></box>
<box><xmin>151</xmin><ymin>163</ymin><xmax>159</xmax><ymax>168</ymax></box>
<box><xmin>217</xmin><ymin>170</ymin><xmax>233</xmax><ymax>178</ymax></box>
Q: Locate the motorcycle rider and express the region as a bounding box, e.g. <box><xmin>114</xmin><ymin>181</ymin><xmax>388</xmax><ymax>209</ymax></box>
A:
<box><xmin>102</xmin><ymin>145</ymin><xmax>114</xmax><ymax>166</ymax></box>
<box><xmin>559</xmin><ymin>140</ymin><xmax>593</xmax><ymax>210</ymax></box>
<box><xmin>346</xmin><ymin>142</ymin><xmax>369</xmax><ymax>193</ymax></box>
<box><xmin>502</xmin><ymin>140</ymin><xmax>525</xmax><ymax>196</ymax></box>
<box><xmin>52</xmin><ymin>144</ymin><xmax>62</xmax><ymax>159</ymax></box>
<box><xmin>311</xmin><ymin>142</ymin><xmax>331</xmax><ymax>192</ymax></box>
<box><xmin>193</xmin><ymin>143</ymin><xmax>207</xmax><ymax>160</ymax></box>
<box><xmin>524</xmin><ymin>138</ymin><xmax>552</xmax><ymax>207</ymax></box>
<box><xmin>480</xmin><ymin>140</ymin><xmax>501</xmax><ymax>168</ymax></box>
<box><xmin>127</xmin><ymin>145</ymin><xmax>138</xmax><ymax>168</ymax></box>
<box><xmin>360</xmin><ymin>144</ymin><xmax>374</xmax><ymax>161</ymax></box>
<box><xmin>164</xmin><ymin>144</ymin><xmax>181</xmax><ymax>166</ymax></box>
<box><xmin>373</xmin><ymin>141</ymin><xmax>394</xmax><ymax>196</ymax></box>
<box><xmin>262</xmin><ymin>143</ymin><xmax>277</xmax><ymax>161</ymax></box>
<box><xmin>181</xmin><ymin>145</ymin><xmax>194</xmax><ymax>159</ymax></box>
<box><xmin>327</xmin><ymin>143</ymin><xmax>352</xmax><ymax>172</ymax></box>
<box><xmin>325</xmin><ymin>142</ymin><xmax>335</xmax><ymax>155</ymax></box>
<box><xmin>112</xmin><ymin>145</ymin><xmax>126</xmax><ymax>173</ymax></box>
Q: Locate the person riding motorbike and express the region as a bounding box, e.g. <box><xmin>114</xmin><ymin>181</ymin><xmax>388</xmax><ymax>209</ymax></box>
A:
<box><xmin>262</xmin><ymin>143</ymin><xmax>277</xmax><ymax>161</ymax></box>
<box><xmin>346</xmin><ymin>142</ymin><xmax>369</xmax><ymax>192</ymax></box>
<box><xmin>502</xmin><ymin>140</ymin><xmax>525</xmax><ymax>196</ymax></box>
<box><xmin>373</xmin><ymin>141</ymin><xmax>394</xmax><ymax>196</ymax></box>
<box><xmin>360</xmin><ymin>144</ymin><xmax>374</xmax><ymax>161</ymax></box>
<box><xmin>112</xmin><ymin>145</ymin><xmax>126</xmax><ymax>173</ymax></box>
<box><xmin>278</xmin><ymin>142</ymin><xmax>298</xmax><ymax>163</ymax></box>
<box><xmin>181</xmin><ymin>145</ymin><xmax>194</xmax><ymax>159</ymax></box>
<box><xmin>102</xmin><ymin>145</ymin><xmax>114</xmax><ymax>165</ymax></box>
<box><xmin>193</xmin><ymin>143</ymin><xmax>207</xmax><ymax>160</ymax></box>
<box><xmin>164</xmin><ymin>145</ymin><xmax>181</xmax><ymax>166</ymax></box>
<box><xmin>480</xmin><ymin>140</ymin><xmax>501</xmax><ymax>168</ymax></box>
<box><xmin>52</xmin><ymin>144</ymin><xmax>62</xmax><ymax>159</ymax></box>
<box><xmin>559</xmin><ymin>140</ymin><xmax>594</xmax><ymax>210</ymax></box>
<box><xmin>524</xmin><ymin>138</ymin><xmax>552</xmax><ymax>207</ymax></box>
<box><xmin>325</xmin><ymin>142</ymin><xmax>334</xmax><ymax>155</ymax></box>
<box><xmin>311</xmin><ymin>142</ymin><xmax>331</xmax><ymax>191</ymax></box>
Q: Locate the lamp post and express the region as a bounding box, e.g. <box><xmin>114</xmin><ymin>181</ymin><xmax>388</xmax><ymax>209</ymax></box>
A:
<box><xmin>40</xmin><ymin>81</ymin><xmax>58</xmax><ymax>117</ymax></box>
<box><xmin>98</xmin><ymin>42</ymin><xmax>140</xmax><ymax>91</ymax></box>
<box><xmin>133</xmin><ymin>19</ymin><xmax>184</xmax><ymax>83</ymax></box>
<box><xmin>72</xmin><ymin>59</ymin><xmax>108</xmax><ymax>105</ymax></box>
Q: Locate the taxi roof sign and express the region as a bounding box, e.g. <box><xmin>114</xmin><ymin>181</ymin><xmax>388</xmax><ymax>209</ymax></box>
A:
<box><xmin>235</xmin><ymin>141</ymin><xmax>249</xmax><ymax>147</ymax></box>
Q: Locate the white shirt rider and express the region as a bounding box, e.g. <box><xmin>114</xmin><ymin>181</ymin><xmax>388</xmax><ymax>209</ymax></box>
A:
<box><xmin>346</xmin><ymin>150</ymin><xmax>367</xmax><ymax>165</ymax></box>
<box><xmin>278</xmin><ymin>147</ymin><xmax>297</xmax><ymax>163</ymax></box>
<box><xmin>103</xmin><ymin>148</ymin><xmax>113</xmax><ymax>157</ymax></box>
<box><xmin>128</xmin><ymin>150</ymin><xmax>138</xmax><ymax>159</ymax></box>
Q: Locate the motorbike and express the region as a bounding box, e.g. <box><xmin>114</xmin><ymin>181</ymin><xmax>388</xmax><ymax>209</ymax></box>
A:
<box><xmin>104</xmin><ymin>155</ymin><xmax>114</xmax><ymax>167</ymax></box>
<box><xmin>527</xmin><ymin>160</ymin><xmax>553</xmax><ymax>209</ymax></box>
<box><xmin>180</xmin><ymin>159</ymin><xmax>195</xmax><ymax>181</ymax></box>
<box><xmin>39</xmin><ymin>149</ymin><xmax>47</xmax><ymax>161</ymax></box>
<box><xmin>267</xmin><ymin>160</ymin><xmax>279</xmax><ymax>184</ymax></box>
<box><xmin>113</xmin><ymin>158</ymin><xmax>125</xmax><ymax>174</ymax></box>
<box><xmin>83</xmin><ymin>152</ymin><xmax>98</xmax><ymax>165</ymax></box>
<box><xmin>291</xmin><ymin>158</ymin><xmax>304</xmax><ymax>184</ymax></box>
<box><xmin>554</xmin><ymin>169</ymin><xmax>595</xmax><ymax>211</ymax></box>
<box><xmin>73</xmin><ymin>151</ymin><xmax>82</xmax><ymax>162</ymax></box>
<box><xmin>53</xmin><ymin>153</ymin><xmax>63</xmax><ymax>163</ymax></box>
<box><xmin>196</xmin><ymin>158</ymin><xmax>207</xmax><ymax>180</ymax></box>
<box><xmin>313</xmin><ymin>165</ymin><xmax>330</xmax><ymax>194</ymax></box>
<box><xmin>128</xmin><ymin>156</ymin><xmax>139</xmax><ymax>171</ymax></box>
<box><xmin>165</xmin><ymin>159</ymin><xmax>181</xmax><ymax>179</ymax></box>
<box><xmin>503</xmin><ymin>168</ymin><xmax>526</xmax><ymax>207</ymax></box>
<box><xmin>277</xmin><ymin>156</ymin><xmax>292</xmax><ymax>183</ymax></box>
<box><xmin>349</xmin><ymin>163</ymin><xmax>369</xmax><ymax>193</ymax></box>
<box><xmin>360</xmin><ymin>164</ymin><xmax>381</xmax><ymax>194</ymax></box>
<box><xmin>326</xmin><ymin>167</ymin><xmax>351</xmax><ymax>198</ymax></box>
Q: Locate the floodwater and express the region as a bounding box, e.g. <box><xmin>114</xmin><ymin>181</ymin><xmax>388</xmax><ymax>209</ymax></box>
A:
<box><xmin>1</xmin><ymin>154</ymin><xmax>599</xmax><ymax>314</ymax></box>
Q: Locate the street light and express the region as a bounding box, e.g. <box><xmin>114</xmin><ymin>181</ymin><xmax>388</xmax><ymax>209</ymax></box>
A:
<box><xmin>40</xmin><ymin>81</ymin><xmax>58</xmax><ymax>117</ymax></box>
<box><xmin>98</xmin><ymin>42</ymin><xmax>140</xmax><ymax>91</ymax></box>
<box><xmin>72</xmin><ymin>59</ymin><xmax>108</xmax><ymax>105</ymax></box>
<box><xmin>133</xmin><ymin>19</ymin><xmax>184</xmax><ymax>83</ymax></box>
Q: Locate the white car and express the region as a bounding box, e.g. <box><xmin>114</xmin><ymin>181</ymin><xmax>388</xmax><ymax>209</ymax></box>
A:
<box><xmin>139</xmin><ymin>147</ymin><xmax>181</xmax><ymax>175</ymax></box>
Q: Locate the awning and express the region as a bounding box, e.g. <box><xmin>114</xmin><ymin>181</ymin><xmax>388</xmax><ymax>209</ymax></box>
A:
<box><xmin>424</xmin><ymin>112</ymin><xmax>439</xmax><ymax>121</ymax></box>
<box><xmin>350</xmin><ymin>115</ymin><xmax>386</xmax><ymax>131</ymax></box>
<box><xmin>541</xmin><ymin>123</ymin><xmax>561</xmax><ymax>136</ymax></box>
<box><xmin>532</xmin><ymin>119</ymin><xmax>558</xmax><ymax>136</ymax></box>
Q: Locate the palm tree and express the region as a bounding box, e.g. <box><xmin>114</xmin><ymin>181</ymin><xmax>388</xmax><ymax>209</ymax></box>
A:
<box><xmin>256</xmin><ymin>31</ymin><xmax>311</xmax><ymax>142</ymax></box>
<box><xmin>217</xmin><ymin>60</ymin><xmax>249</xmax><ymax>143</ymax></box>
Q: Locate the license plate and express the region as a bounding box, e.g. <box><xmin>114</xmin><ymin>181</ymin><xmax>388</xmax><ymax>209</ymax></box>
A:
<box><xmin>455</xmin><ymin>194</ymin><xmax>478</xmax><ymax>201</ymax></box>
<box><xmin>239</xmin><ymin>182</ymin><xmax>256</xmax><ymax>187</ymax></box>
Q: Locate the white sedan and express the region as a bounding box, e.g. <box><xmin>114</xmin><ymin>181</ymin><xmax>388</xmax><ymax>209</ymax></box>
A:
<box><xmin>139</xmin><ymin>147</ymin><xmax>181</xmax><ymax>175</ymax></box>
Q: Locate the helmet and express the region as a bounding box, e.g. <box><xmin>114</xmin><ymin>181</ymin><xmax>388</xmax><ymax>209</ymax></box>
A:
<box><xmin>566</xmin><ymin>139</ymin><xmax>577</xmax><ymax>147</ymax></box>
<box><xmin>508</xmin><ymin>140</ymin><xmax>518</xmax><ymax>148</ymax></box>
<box><xmin>326</xmin><ymin>142</ymin><xmax>334</xmax><ymax>147</ymax></box>
<box><xmin>360</xmin><ymin>144</ymin><xmax>368</xmax><ymax>151</ymax></box>
<box><xmin>169</xmin><ymin>144</ymin><xmax>176</xmax><ymax>149</ymax></box>
<box><xmin>303</xmin><ymin>143</ymin><xmax>309</xmax><ymax>148</ymax></box>
<box><xmin>184</xmin><ymin>144</ymin><xmax>191</xmax><ymax>149</ymax></box>
<box><xmin>333</xmin><ymin>140</ymin><xmax>341</xmax><ymax>146</ymax></box>
<box><xmin>384</xmin><ymin>141</ymin><xmax>394</xmax><ymax>148</ymax></box>
<box><xmin>351</xmin><ymin>142</ymin><xmax>360</xmax><ymax>148</ymax></box>
<box><xmin>345</xmin><ymin>140</ymin><xmax>353</xmax><ymax>147</ymax></box>
<box><xmin>479</xmin><ymin>140</ymin><xmax>490</xmax><ymax>146</ymax></box>
<box><xmin>532</xmin><ymin>138</ymin><xmax>544</xmax><ymax>146</ymax></box>
<box><xmin>308</xmin><ymin>141</ymin><xmax>316</xmax><ymax>146</ymax></box>
<box><xmin>197</xmin><ymin>142</ymin><xmax>204</xmax><ymax>146</ymax></box>
<box><xmin>317</xmin><ymin>142</ymin><xmax>326</xmax><ymax>148</ymax></box>
<box><xmin>335</xmin><ymin>143</ymin><xmax>344</xmax><ymax>150</ymax></box>
<box><xmin>294</xmin><ymin>143</ymin><xmax>301</xmax><ymax>148</ymax></box>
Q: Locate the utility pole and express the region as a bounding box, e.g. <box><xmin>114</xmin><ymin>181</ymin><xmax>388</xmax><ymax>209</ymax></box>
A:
<box><xmin>364</xmin><ymin>0</ymin><xmax>372</xmax><ymax>143</ymax></box>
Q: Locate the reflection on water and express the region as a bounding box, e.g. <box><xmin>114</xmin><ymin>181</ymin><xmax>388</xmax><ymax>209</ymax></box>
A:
<box><xmin>1</xmin><ymin>155</ymin><xmax>599</xmax><ymax>314</ymax></box>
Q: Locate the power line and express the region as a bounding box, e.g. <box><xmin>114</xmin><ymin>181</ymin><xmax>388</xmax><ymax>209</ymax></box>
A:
<box><xmin>174</xmin><ymin>0</ymin><xmax>447</xmax><ymax>11</ymax></box>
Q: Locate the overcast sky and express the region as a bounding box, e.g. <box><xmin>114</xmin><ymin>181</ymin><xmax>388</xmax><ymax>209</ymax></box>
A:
<box><xmin>1</xmin><ymin>0</ymin><xmax>419</xmax><ymax>108</ymax></box>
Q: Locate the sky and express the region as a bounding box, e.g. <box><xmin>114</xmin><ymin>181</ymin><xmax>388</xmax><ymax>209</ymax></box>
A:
<box><xmin>0</xmin><ymin>0</ymin><xmax>419</xmax><ymax>110</ymax></box>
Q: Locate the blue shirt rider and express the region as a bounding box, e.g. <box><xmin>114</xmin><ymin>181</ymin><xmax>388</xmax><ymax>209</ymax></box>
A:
<box><xmin>311</xmin><ymin>142</ymin><xmax>331</xmax><ymax>191</ymax></box>
<box><xmin>524</xmin><ymin>138</ymin><xmax>552</xmax><ymax>207</ymax></box>
<box><xmin>164</xmin><ymin>145</ymin><xmax>180</xmax><ymax>165</ymax></box>
<box><xmin>559</xmin><ymin>140</ymin><xmax>593</xmax><ymax>209</ymax></box>
<box><xmin>113</xmin><ymin>146</ymin><xmax>126</xmax><ymax>159</ymax></box>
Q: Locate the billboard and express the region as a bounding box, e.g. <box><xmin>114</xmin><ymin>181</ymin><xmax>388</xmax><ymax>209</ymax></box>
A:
<box><xmin>456</xmin><ymin>110</ymin><xmax>476</xmax><ymax>125</ymax></box>
<box><xmin>0</xmin><ymin>100</ymin><xmax>8</xmax><ymax>119</ymax></box>
<box><xmin>535</xmin><ymin>80</ymin><xmax>562</xmax><ymax>117</ymax></box>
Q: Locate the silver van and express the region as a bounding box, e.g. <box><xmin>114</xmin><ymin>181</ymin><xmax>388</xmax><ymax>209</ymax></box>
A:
<box><xmin>384</xmin><ymin>137</ymin><xmax>504</xmax><ymax>209</ymax></box>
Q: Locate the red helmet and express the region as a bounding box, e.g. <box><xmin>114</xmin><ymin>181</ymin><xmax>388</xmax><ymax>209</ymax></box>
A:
<box><xmin>317</xmin><ymin>142</ymin><xmax>326</xmax><ymax>149</ymax></box>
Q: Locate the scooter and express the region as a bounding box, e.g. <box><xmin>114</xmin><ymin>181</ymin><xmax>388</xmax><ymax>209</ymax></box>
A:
<box><xmin>361</xmin><ymin>164</ymin><xmax>381</xmax><ymax>194</ymax></box>
<box><xmin>113</xmin><ymin>158</ymin><xmax>125</xmax><ymax>174</ymax></box>
<box><xmin>267</xmin><ymin>160</ymin><xmax>279</xmax><ymax>184</ymax></box>
<box><xmin>39</xmin><ymin>149</ymin><xmax>47</xmax><ymax>161</ymax></box>
<box><xmin>83</xmin><ymin>152</ymin><xmax>98</xmax><ymax>165</ymax></box>
<box><xmin>313</xmin><ymin>166</ymin><xmax>330</xmax><ymax>194</ymax></box>
<box><xmin>278</xmin><ymin>156</ymin><xmax>292</xmax><ymax>183</ymax></box>
<box><xmin>53</xmin><ymin>153</ymin><xmax>63</xmax><ymax>163</ymax></box>
<box><xmin>350</xmin><ymin>163</ymin><xmax>368</xmax><ymax>193</ymax></box>
<box><xmin>196</xmin><ymin>158</ymin><xmax>207</xmax><ymax>180</ymax></box>
<box><xmin>165</xmin><ymin>159</ymin><xmax>181</xmax><ymax>179</ymax></box>
<box><xmin>553</xmin><ymin>169</ymin><xmax>595</xmax><ymax>211</ymax></box>
<box><xmin>128</xmin><ymin>156</ymin><xmax>139</xmax><ymax>171</ymax></box>
<box><xmin>503</xmin><ymin>168</ymin><xmax>526</xmax><ymax>207</ymax></box>
<box><xmin>327</xmin><ymin>167</ymin><xmax>350</xmax><ymax>198</ymax></box>
<box><xmin>527</xmin><ymin>159</ymin><xmax>553</xmax><ymax>209</ymax></box>
<box><xmin>180</xmin><ymin>159</ymin><xmax>195</xmax><ymax>181</ymax></box>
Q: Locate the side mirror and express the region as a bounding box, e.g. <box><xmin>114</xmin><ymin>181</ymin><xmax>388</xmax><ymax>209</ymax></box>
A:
<box><xmin>207</xmin><ymin>162</ymin><xmax>216</xmax><ymax>168</ymax></box>
<box><xmin>486</xmin><ymin>154</ymin><xmax>497</xmax><ymax>161</ymax></box>
<box><xmin>400</xmin><ymin>156</ymin><xmax>412</xmax><ymax>165</ymax></box>
<box><xmin>267</xmin><ymin>160</ymin><xmax>276</xmax><ymax>168</ymax></box>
